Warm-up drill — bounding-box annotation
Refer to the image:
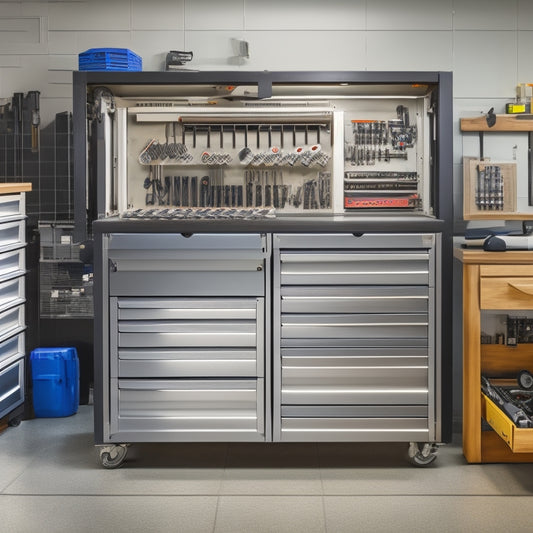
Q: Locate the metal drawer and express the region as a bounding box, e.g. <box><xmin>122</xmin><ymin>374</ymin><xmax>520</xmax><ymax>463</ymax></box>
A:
<box><xmin>107</xmin><ymin>233</ymin><xmax>267</xmax><ymax>297</ymax></box>
<box><xmin>111</xmin><ymin>297</ymin><xmax>264</xmax><ymax>378</ymax></box>
<box><xmin>110</xmin><ymin>378</ymin><xmax>264</xmax><ymax>441</ymax></box>
<box><xmin>281</xmin><ymin>286</ymin><xmax>428</xmax><ymax>314</ymax></box>
<box><xmin>0</xmin><ymin>194</ymin><xmax>25</xmax><ymax>221</ymax></box>
<box><xmin>0</xmin><ymin>331</ymin><xmax>24</xmax><ymax>367</ymax></box>
<box><xmin>280</xmin><ymin>313</ymin><xmax>428</xmax><ymax>340</ymax></box>
<box><xmin>0</xmin><ymin>220</ymin><xmax>25</xmax><ymax>252</ymax></box>
<box><xmin>0</xmin><ymin>248</ymin><xmax>25</xmax><ymax>280</ymax></box>
<box><xmin>115</xmin><ymin>297</ymin><xmax>263</xmax><ymax>349</ymax></box>
<box><xmin>281</xmin><ymin>362</ymin><xmax>428</xmax><ymax>405</ymax></box>
<box><xmin>274</xmin><ymin>233</ymin><xmax>436</xmax><ymax>250</ymax></box>
<box><xmin>0</xmin><ymin>304</ymin><xmax>24</xmax><ymax>340</ymax></box>
<box><xmin>280</xmin><ymin>251</ymin><xmax>430</xmax><ymax>286</ymax></box>
<box><xmin>0</xmin><ymin>274</ymin><xmax>25</xmax><ymax>314</ymax></box>
<box><xmin>118</xmin><ymin>348</ymin><xmax>260</xmax><ymax>378</ymax></box>
<box><xmin>0</xmin><ymin>355</ymin><xmax>24</xmax><ymax>419</ymax></box>
<box><xmin>279</xmin><ymin>417</ymin><xmax>430</xmax><ymax>442</ymax></box>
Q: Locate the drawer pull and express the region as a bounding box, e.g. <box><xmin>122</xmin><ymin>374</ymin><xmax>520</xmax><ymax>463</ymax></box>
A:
<box><xmin>508</xmin><ymin>282</ymin><xmax>533</xmax><ymax>296</ymax></box>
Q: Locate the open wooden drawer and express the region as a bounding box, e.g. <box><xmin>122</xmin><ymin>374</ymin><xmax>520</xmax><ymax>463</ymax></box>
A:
<box><xmin>482</xmin><ymin>392</ymin><xmax>533</xmax><ymax>452</ymax></box>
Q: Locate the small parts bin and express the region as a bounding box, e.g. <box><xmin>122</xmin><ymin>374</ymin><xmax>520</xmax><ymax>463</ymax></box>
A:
<box><xmin>30</xmin><ymin>347</ymin><xmax>79</xmax><ymax>417</ymax></box>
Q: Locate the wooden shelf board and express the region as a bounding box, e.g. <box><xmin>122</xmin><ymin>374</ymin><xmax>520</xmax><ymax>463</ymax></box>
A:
<box><xmin>455</xmin><ymin>248</ymin><xmax>533</xmax><ymax>264</ymax></box>
<box><xmin>0</xmin><ymin>183</ymin><xmax>32</xmax><ymax>194</ymax></box>
<box><xmin>461</xmin><ymin>114</ymin><xmax>533</xmax><ymax>132</ymax></box>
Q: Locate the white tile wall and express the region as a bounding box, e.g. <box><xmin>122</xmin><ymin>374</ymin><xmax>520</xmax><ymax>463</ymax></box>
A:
<box><xmin>366</xmin><ymin>31</ymin><xmax>453</xmax><ymax>71</ymax></box>
<box><xmin>366</xmin><ymin>0</ymin><xmax>453</xmax><ymax>31</ymax></box>
<box><xmin>244</xmin><ymin>0</ymin><xmax>366</xmax><ymax>31</ymax></box>
<box><xmin>48</xmin><ymin>0</ymin><xmax>131</xmax><ymax>31</ymax></box>
<box><xmin>132</xmin><ymin>0</ymin><xmax>184</xmax><ymax>31</ymax></box>
<box><xmin>186</xmin><ymin>0</ymin><xmax>243</xmax><ymax>31</ymax></box>
<box><xmin>453</xmin><ymin>0</ymin><xmax>518</xmax><ymax>30</ymax></box>
<box><xmin>242</xmin><ymin>30</ymin><xmax>367</xmax><ymax>71</ymax></box>
<box><xmin>453</xmin><ymin>30</ymin><xmax>517</xmax><ymax>98</ymax></box>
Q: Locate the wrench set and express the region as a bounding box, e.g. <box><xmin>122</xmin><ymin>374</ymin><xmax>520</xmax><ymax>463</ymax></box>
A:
<box><xmin>142</xmin><ymin>167</ymin><xmax>331</xmax><ymax>212</ymax></box>
<box><xmin>475</xmin><ymin>164</ymin><xmax>504</xmax><ymax>211</ymax></box>
<box><xmin>346</xmin><ymin>106</ymin><xmax>417</xmax><ymax>167</ymax></box>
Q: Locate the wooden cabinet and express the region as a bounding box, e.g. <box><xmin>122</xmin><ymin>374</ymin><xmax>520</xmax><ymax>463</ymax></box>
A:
<box><xmin>456</xmin><ymin>248</ymin><xmax>533</xmax><ymax>462</ymax></box>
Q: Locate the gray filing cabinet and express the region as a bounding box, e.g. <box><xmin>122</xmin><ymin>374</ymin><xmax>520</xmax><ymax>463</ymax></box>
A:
<box><xmin>0</xmin><ymin>193</ymin><xmax>27</xmax><ymax>424</ymax></box>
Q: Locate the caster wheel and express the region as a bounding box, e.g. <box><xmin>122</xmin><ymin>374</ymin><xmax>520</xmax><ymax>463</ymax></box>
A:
<box><xmin>408</xmin><ymin>442</ymin><xmax>438</xmax><ymax>467</ymax></box>
<box><xmin>98</xmin><ymin>444</ymin><xmax>129</xmax><ymax>469</ymax></box>
<box><xmin>8</xmin><ymin>417</ymin><xmax>21</xmax><ymax>427</ymax></box>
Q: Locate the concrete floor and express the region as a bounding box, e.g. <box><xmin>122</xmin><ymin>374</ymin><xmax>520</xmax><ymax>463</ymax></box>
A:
<box><xmin>2</xmin><ymin>406</ymin><xmax>533</xmax><ymax>532</ymax></box>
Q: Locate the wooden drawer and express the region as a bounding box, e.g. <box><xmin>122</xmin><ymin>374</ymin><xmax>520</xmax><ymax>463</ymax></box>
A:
<box><xmin>480</xmin><ymin>276</ymin><xmax>533</xmax><ymax>309</ymax></box>
<box><xmin>482</xmin><ymin>392</ymin><xmax>533</xmax><ymax>453</ymax></box>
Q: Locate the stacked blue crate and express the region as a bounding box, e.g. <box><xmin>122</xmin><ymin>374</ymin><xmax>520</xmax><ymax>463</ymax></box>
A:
<box><xmin>78</xmin><ymin>48</ymin><xmax>142</xmax><ymax>71</ymax></box>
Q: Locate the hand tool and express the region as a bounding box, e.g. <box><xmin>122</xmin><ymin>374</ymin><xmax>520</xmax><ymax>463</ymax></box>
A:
<box><xmin>173</xmin><ymin>176</ymin><xmax>181</xmax><ymax>206</ymax></box>
<box><xmin>190</xmin><ymin>176</ymin><xmax>198</xmax><ymax>207</ymax></box>
<box><xmin>181</xmin><ymin>176</ymin><xmax>189</xmax><ymax>206</ymax></box>
<box><xmin>200</xmin><ymin>176</ymin><xmax>210</xmax><ymax>207</ymax></box>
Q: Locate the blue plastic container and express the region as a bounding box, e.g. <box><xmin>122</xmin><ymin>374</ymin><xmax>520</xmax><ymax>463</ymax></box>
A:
<box><xmin>78</xmin><ymin>48</ymin><xmax>142</xmax><ymax>71</ymax></box>
<box><xmin>30</xmin><ymin>347</ymin><xmax>79</xmax><ymax>418</ymax></box>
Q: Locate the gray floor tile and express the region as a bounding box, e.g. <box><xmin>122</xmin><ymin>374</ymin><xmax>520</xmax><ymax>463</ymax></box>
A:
<box><xmin>0</xmin><ymin>495</ymin><xmax>217</xmax><ymax>533</ymax></box>
<box><xmin>319</xmin><ymin>441</ymin><xmax>533</xmax><ymax>496</ymax></box>
<box><xmin>215</xmin><ymin>496</ymin><xmax>326</xmax><ymax>533</ymax></box>
<box><xmin>324</xmin><ymin>495</ymin><xmax>533</xmax><ymax>533</ymax></box>
<box><xmin>220</xmin><ymin>442</ymin><xmax>322</xmax><ymax>495</ymax></box>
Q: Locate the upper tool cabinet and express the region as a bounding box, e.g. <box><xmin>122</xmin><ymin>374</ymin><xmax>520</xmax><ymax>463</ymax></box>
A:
<box><xmin>74</xmin><ymin>71</ymin><xmax>452</xmax><ymax>240</ymax></box>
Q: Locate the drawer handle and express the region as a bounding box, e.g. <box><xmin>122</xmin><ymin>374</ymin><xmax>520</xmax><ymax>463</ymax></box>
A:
<box><xmin>508</xmin><ymin>282</ymin><xmax>533</xmax><ymax>296</ymax></box>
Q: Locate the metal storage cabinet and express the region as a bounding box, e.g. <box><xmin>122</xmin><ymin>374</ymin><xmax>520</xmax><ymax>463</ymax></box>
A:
<box><xmin>95</xmin><ymin>232</ymin><xmax>270</xmax><ymax>464</ymax></box>
<box><xmin>0</xmin><ymin>188</ymin><xmax>30</xmax><ymax>426</ymax></box>
<box><xmin>273</xmin><ymin>233</ymin><xmax>441</xmax><ymax>445</ymax></box>
<box><xmin>77</xmin><ymin>71</ymin><xmax>453</xmax><ymax>468</ymax></box>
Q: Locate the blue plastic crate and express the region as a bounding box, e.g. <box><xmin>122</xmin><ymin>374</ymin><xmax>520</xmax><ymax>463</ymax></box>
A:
<box><xmin>30</xmin><ymin>347</ymin><xmax>79</xmax><ymax>418</ymax></box>
<box><xmin>79</xmin><ymin>48</ymin><xmax>142</xmax><ymax>71</ymax></box>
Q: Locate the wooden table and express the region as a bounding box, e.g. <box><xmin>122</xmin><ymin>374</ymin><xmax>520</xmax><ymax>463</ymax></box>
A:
<box><xmin>455</xmin><ymin>248</ymin><xmax>533</xmax><ymax>462</ymax></box>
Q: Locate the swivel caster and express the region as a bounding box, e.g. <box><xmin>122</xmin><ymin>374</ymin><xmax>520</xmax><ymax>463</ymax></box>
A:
<box><xmin>98</xmin><ymin>444</ymin><xmax>129</xmax><ymax>469</ymax></box>
<box><xmin>408</xmin><ymin>442</ymin><xmax>438</xmax><ymax>467</ymax></box>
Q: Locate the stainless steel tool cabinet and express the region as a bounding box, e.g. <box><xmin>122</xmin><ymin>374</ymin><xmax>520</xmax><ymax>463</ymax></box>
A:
<box><xmin>95</xmin><ymin>232</ymin><xmax>270</xmax><ymax>465</ymax></box>
<box><xmin>0</xmin><ymin>192</ymin><xmax>28</xmax><ymax>426</ymax></box>
<box><xmin>77</xmin><ymin>71</ymin><xmax>453</xmax><ymax>468</ymax></box>
<box><xmin>273</xmin><ymin>233</ymin><xmax>440</xmax><ymax>445</ymax></box>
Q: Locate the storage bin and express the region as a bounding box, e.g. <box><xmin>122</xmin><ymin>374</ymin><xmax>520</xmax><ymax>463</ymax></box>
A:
<box><xmin>30</xmin><ymin>347</ymin><xmax>79</xmax><ymax>417</ymax></box>
<box><xmin>78</xmin><ymin>48</ymin><xmax>142</xmax><ymax>71</ymax></box>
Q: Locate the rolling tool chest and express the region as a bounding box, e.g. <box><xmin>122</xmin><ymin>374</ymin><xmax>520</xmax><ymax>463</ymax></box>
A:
<box><xmin>73</xmin><ymin>71</ymin><xmax>453</xmax><ymax>467</ymax></box>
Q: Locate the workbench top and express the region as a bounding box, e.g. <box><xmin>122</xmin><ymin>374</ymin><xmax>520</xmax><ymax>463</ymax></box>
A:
<box><xmin>454</xmin><ymin>247</ymin><xmax>533</xmax><ymax>264</ymax></box>
<box><xmin>93</xmin><ymin>213</ymin><xmax>447</xmax><ymax>234</ymax></box>
<box><xmin>0</xmin><ymin>183</ymin><xmax>32</xmax><ymax>195</ymax></box>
